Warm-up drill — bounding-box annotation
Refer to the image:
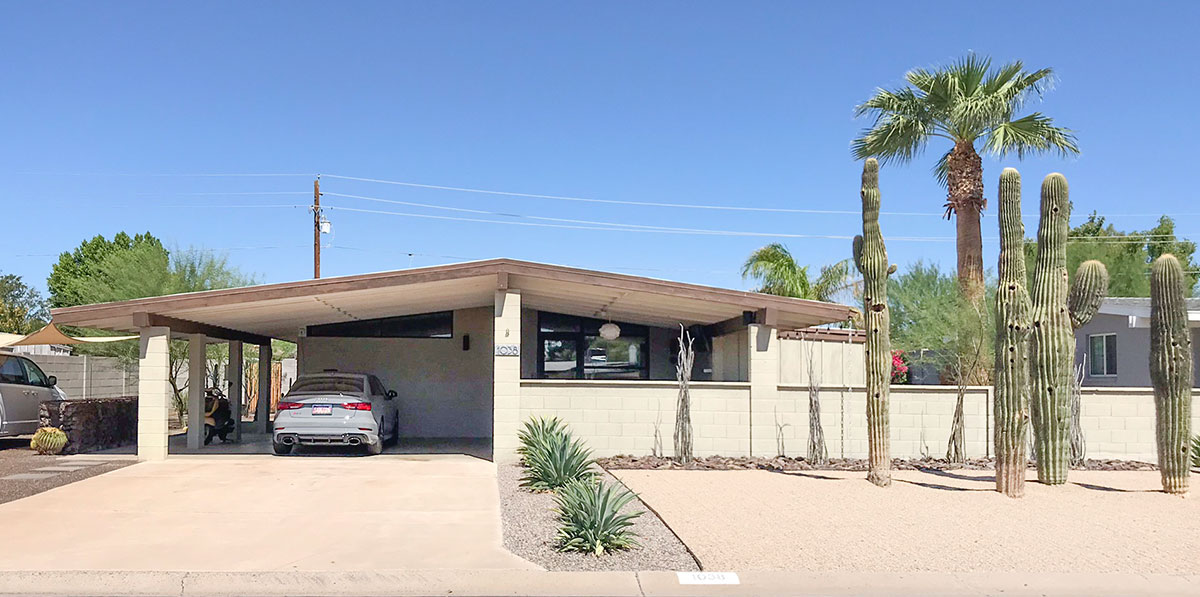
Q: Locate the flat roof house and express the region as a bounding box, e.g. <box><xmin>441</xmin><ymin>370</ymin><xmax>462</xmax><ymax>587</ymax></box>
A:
<box><xmin>1074</xmin><ymin>297</ymin><xmax>1200</xmax><ymax>387</ymax></box>
<box><xmin>50</xmin><ymin>258</ymin><xmax>855</xmax><ymax>460</ymax></box>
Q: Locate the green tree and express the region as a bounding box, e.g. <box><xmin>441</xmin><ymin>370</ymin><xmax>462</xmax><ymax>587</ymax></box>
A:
<box><xmin>741</xmin><ymin>243</ymin><xmax>852</xmax><ymax>302</ymax></box>
<box><xmin>47</xmin><ymin>232</ymin><xmax>164</xmax><ymax>308</ymax></box>
<box><xmin>52</xmin><ymin>239</ymin><xmax>258</xmax><ymax>424</ymax></box>
<box><xmin>1023</xmin><ymin>214</ymin><xmax>1198</xmax><ymax>297</ymax></box>
<box><xmin>853</xmin><ymin>54</ymin><xmax>1079</xmax><ymax>305</ymax></box>
<box><xmin>0</xmin><ymin>273</ymin><xmax>49</xmax><ymax>334</ymax></box>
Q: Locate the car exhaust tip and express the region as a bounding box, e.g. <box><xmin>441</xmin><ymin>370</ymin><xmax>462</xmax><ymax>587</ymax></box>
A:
<box><xmin>280</xmin><ymin>436</ymin><xmax>296</xmax><ymax>446</ymax></box>
<box><xmin>346</xmin><ymin>437</ymin><xmax>361</xmax><ymax>446</ymax></box>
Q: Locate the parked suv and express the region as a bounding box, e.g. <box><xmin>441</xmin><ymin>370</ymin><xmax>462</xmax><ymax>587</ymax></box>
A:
<box><xmin>0</xmin><ymin>354</ymin><xmax>59</xmax><ymax>437</ymax></box>
<box><xmin>271</xmin><ymin>372</ymin><xmax>399</xmax><ymax>455</ymax></box>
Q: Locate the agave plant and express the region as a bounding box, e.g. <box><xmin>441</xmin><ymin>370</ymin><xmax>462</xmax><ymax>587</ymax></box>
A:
<box><xmin>1192</xmin><ymin>434</ymin><xmax>1200</xmax><ymax>469</ymax></box>
<box><xmin>520</xmin><ymin>432</ymin><xmax>596</xmax><ymax>491</ymax></box>
<box><xmin>554</xmin><ymin>478</ymin><xmax>643</xmax><ymax>556</ymax></box>
<box><xmin>517</xmin><ymin>416</ymin><xmax>569</xmax><ymax>460</ymax></box>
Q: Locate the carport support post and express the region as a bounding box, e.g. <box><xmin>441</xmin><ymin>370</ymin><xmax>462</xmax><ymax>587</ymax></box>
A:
<box><xmin>255</xmin><ymin>343</ymin><xmax>272</xmax><ymax>433</ymax></box>
<box><xmin>187</xmin><ymin>334</ymin><xmax>207</xmax><ymax>450</ymax></box>
<box><xmin>137</xmin><ymin>326</ymin><xmax>171</xmax><ymax>461</ymax></box>
<box><xmin>228</xmin><ymin>340</ymin><xmax>243</xmax><ymax>442</ymax></box>
<box><xmin>493</xmin><ymin>289</ymin><xmax>522</xmax><ymax>461</ymax></box>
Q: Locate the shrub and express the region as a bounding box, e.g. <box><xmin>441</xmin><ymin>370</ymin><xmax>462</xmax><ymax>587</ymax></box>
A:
<box><xmin>30</xmin><ymin>427</ymin><xmax>68</xmax><ymax>455</ymax></box>
<box><xmin>520</xmin><ymin>431</ymin><xmax>596</xmax><ymax>491</ymax></box>
<box><xmin>517</xmin><ymin>416</ymin><xmax>568</xmax><ymax>460</ymax></box>
<box><xmin>554</xmin><ymin>478</ymin><xmax>644</xmax><ymax>555</ymax></box>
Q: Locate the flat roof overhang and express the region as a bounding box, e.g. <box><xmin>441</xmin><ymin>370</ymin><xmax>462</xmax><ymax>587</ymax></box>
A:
<box><xmin>50</xmin><ymin>258</ymin><xmax>856</xmax><ymax>342</ymax></box>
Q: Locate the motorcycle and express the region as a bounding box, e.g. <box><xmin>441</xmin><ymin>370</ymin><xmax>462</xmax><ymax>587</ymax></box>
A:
<box><xmin>204</xmin><ymin>387</ymin><xmax>237</xmax><ymax>445</ymax></box>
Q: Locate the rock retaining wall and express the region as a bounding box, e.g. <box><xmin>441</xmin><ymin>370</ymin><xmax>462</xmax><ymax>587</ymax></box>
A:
<box><xmin>39</xmin><ymin>397</ymin><xmax>137</xmax><ymax>454</ymax></box>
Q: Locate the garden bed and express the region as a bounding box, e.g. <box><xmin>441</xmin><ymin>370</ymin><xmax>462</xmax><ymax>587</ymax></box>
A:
<box><xmin>497</xmin><ymin>462</ymin><xmax>699</xmax><ymax>571</ymax></box>
<box><xmin>598</xmin><ymin>454</ymin><xmax>1159</xmax><ymax>472</ymax></box>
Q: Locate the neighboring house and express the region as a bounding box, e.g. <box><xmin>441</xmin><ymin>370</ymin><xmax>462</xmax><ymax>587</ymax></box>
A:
<box><xmin>1073</xmin><ymin>297</ymin><xmax>1200</xmax><ymax>387</ymax></box>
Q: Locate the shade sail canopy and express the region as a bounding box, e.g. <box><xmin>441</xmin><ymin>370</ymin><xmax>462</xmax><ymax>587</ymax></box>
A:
<box><xmin>49</xmin><ymin>258</ymin><xmax>858</xmax><ymax>342</ymax></box>
<box><xmin>0</xmin><ymin>323</ymin><xmax>137</xmax><ymax>349</ymax></box>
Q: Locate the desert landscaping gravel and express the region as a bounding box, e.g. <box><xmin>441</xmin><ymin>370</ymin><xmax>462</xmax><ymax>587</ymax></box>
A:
<box><xmin>613</xmin><ymin>468</ymin><xmax>1200</xmax><ymax>573</ymax></box>
<box><xmin>599</xmin><ymin>454</ymin><xmax>1159</xmax><ymax>472</ymax></box>
<box><xmin>497</xmin><ymin>462</ymin><xmax>699</xmax><ymax>572</ymax></box>
<box><xmin>0</xmin><ymin>438</ymin><xmax>131</xmax><ymax>505</ymax></box>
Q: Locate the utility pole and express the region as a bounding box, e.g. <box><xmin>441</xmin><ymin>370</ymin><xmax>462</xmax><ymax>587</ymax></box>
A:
<box><xmin>313</xmin><ymin>176</ymin><xmax>321</xmax><ymax>279</ymax></box>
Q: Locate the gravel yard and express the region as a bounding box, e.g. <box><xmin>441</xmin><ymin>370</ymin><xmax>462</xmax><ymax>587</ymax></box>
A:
<box><xmin>496</xmin><ymin>462</ymin><xmax>699</xmax><ymax>571</ymax></box>
<box><xmin>0</xmin><ymin>438</ymin><xmax>131</xmax><ymax>505</ymax></box>
<box><xmin>613</xmin><ymin>468</ymin><xmax>1200</xmax><ymax>573</ymax></box>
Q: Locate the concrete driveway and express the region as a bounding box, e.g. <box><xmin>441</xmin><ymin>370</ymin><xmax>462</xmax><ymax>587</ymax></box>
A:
<box><xmin>0</xmin><ymin>454</ymin><xmax>537</xmax><ymax>571</ymax></box>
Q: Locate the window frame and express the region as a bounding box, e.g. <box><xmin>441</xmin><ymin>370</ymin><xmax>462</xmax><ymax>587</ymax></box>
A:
<box><xmin>1087</xmin><ymin>333</ymin><xmax>1118</xmax><ymax>377</ymax></box>
<box><xmin>306</xmin><ymin>311</ymin><xmax>454</xmax><ymax>339</ymax></box>
<box><xmin>535</xmin><ymin>312</ymin><xmax>650</xmax><ymax>380</ymax></box>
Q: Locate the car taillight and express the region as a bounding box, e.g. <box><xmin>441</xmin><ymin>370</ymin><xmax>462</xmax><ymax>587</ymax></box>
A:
<box><xmin>342</xmin><ymin>402</ymin><xmax>372</xmax><ymax>411</ymax></box>
<box><xmin>278</xmin><ymin>402</ymin><xmax>304</xmax><ymax>410</ymax></box>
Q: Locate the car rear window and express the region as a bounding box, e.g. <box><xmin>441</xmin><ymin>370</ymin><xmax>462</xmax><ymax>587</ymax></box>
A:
<box><xmin>287</xmin><ymin>377</ymin><xmax>364</xmax><ymax>395</ymax></box>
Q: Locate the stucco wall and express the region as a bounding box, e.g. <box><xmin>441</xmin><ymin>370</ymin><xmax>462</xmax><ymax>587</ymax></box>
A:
<box><xmin>1073</xmin><ymin>312</ymin><xmax>1200</xmax><ymax>387</ymax></box>
<box><xmin>298</xmin><ymin>307</ymin><xmax>493</xmax><ymax>438</ymax></box>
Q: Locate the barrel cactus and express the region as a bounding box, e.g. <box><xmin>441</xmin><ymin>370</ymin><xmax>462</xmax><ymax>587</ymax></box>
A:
<box><xmin>853</xmin><ymin>158</ymin><xmax>897</xmax><ymax>488</ymax></box>
<box><xmin>30</xmin><ymin>427</ymin><xmax>68</xmax><ymax>455</ymax></box>
<box><xmin>1028</xmin><ymin>173</ymin><xmax>1075</xmax><ymax>485</ymax></box>
<box><xmin>1149</xmin><ymin>254</ymin><xmax>1192</xmax><ymax>495</ymax></box>
<box><xmin>993</xmin><ymin>168</ymin><xmax>1032</xmax><ymax>497</ymax></box>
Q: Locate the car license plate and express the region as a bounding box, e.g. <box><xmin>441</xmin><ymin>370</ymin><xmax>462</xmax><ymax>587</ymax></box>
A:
<box><xmin>311</xmin><ymin>404</ymin><xmax>333</xmax><ymax>416</ymax></box>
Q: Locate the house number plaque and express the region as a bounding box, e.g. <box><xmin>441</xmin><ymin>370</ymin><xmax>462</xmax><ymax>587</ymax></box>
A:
<box><xmin>494</xmin><ymin>344</ymin><xmax>520</xmax><ymax>356</ymax></box>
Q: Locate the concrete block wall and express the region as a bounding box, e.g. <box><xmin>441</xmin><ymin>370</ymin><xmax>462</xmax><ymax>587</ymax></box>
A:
<box><xmin>24</xmin><ymin>354</ymin><xmax>136</xmax><ymax>399</ymax></box>
<box><xmin>518</xmin><ymin>380</ymin><xmax>750</xmax><ymax>457</ymax></box>
<box><xmin>1079</xmin><ymin>388</ymin><xmax>1200</xmax><ymax>461</ymax></box>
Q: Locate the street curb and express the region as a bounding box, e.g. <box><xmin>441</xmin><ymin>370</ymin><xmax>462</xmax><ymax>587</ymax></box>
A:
<box><xmin>2</xmin><ymin>570</ymin><xmax>1200</xmax><ymax>596</ymax></box>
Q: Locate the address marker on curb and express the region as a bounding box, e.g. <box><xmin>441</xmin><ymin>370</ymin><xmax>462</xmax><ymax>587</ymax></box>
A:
<box><xmin>677</xmin><ymin>572</ymin><xmax>740</xmax><ymax>585</ymax></box>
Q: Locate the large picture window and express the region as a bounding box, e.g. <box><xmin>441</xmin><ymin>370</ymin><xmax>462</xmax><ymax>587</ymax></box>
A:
<box><xmin>536</xmin><ymin>312</ymin><xmax>649</xmax><ymax>380</ymax></box>
<box><xmin>307</xmin><ymin>311</ymin><xmax>453</xmax><ymax>338</ymax></box>
<box><xmin>1088</xmin><ymin>333</ymin><xmax>1117</xmax><ymax>376</ymax></box>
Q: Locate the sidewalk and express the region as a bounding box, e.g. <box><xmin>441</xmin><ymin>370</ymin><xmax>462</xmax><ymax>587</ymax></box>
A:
<box><xmin>1</xmin><ymin>570</ymin><xmax>1197</xmax><ymax>596</ymax></box>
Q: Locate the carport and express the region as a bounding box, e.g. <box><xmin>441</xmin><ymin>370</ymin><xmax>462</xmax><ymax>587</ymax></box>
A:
<box><xmin>50</xmin><ymin>258</ymin><xmax>851</xmax><ymax>460</ymax></box>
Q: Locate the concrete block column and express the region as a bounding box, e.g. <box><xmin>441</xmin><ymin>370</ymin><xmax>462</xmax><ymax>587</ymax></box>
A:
<box><xmin>255</xmin><ymin>343</ymin><xmax>272</xmax><ymax>433</ymax></box>
<box><xmin>228</xmin><ymin>340</ymin><xmax>243</xmax><ymax>442</ymax></box>
<box><xmin>493</xmin><ymin>289</ymin><xmax>522</xmax><ymax>461</ymax></box>
<box><xmin>137</xmin><ymin>326</ymin><xmax>171</xmax><ymax>461</ymax></box>
<box><xmin>186</xmin><ymin>334</ymin><xmax>207</xmax><ymax>449</ymax></box>
<box><xmin>748</xmin><ymin>323</ymin><xmax>782</xmax><ymax>457</ymax></box>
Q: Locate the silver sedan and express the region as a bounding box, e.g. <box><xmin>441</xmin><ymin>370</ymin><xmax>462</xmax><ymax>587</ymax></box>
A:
<box><xmin>271</xmin><ymin>372</ymin><xmax>399</xmax><ymax>455</ymax></box>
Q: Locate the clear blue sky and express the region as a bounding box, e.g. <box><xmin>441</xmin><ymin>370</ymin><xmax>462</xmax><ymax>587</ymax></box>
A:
<box><xmin>4</xmin><ymin>1</ymin><xmax>1197</xmax><ymax>300</ymax></box>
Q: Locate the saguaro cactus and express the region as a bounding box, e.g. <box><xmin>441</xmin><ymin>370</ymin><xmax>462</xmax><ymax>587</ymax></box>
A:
<box><xmin>1150</xmin><ymin>254</ymin><xmax>1192</xmax><ymax>494</ymax></box>
<box><xmin>993</xmin><ymin>168</ymin><xmax>1032</xmax><ymax>497</ymax></box>
<box><xmin>1068</xmin><ymin>259</ymin><xmax>1109</xmax><ymax>467</ymax></box>
<box><xmin>1069</xmin><ymin>260</ymin><xmax>1108</xmax><ymax>329</ymax></box>
<box><xmin>853</xmin><ymin>158</ymin><xmax>896</xmax><ymax>488</ymax></box>
<box><xmin>1029</xmin><ymin>173</ymin><xmax>1075</xmax><ymax>485</ymax></box>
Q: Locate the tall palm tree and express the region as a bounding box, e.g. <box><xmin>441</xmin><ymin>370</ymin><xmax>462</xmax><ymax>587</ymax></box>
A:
<box><xmin>852</xmin><ymin>54</ymin><xmax>1079</xmax><ymax>303</ymax></box>
<box><xmin>742</xmin><ymin>243</ymin><xmax>852</xmax><ymax>302</ymax></box>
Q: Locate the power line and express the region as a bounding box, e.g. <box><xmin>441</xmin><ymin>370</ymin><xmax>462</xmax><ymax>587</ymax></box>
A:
<box><xmin>321</xmin><ymin>191</ymin><xmax>1196</xmax><ymax>244</ymax></box>
<box><xmin>322</xmin><ymin>204</ymin><xmax>954</xmax><ymax>241</ymax></box>
<box><xmin>322</xmin><ymin>172</ymin><xmax>1192</xmax><ymax>221</ymax></box>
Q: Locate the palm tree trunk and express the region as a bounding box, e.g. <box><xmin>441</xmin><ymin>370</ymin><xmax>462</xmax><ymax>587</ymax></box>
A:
<box><xmin>947</xmin><ymin>141</ymin><xmax>986</xmax><ymax>305</ymax></box>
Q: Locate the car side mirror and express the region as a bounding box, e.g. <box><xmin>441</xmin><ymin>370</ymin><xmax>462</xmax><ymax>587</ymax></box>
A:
<box><xmin>387</xmin><ymin>390</ymin><xmax>397</xmax><ymax>399</ymax></box>
<box><xmin>46</xmin><ymin>375</ymin><xmax>57</xmax><ymax>387</ymax></box>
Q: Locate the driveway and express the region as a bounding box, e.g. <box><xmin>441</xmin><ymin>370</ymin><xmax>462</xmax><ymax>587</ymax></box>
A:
<box><xmin>613</xmin><ymin>468</ymin><xmax>1200</xmax><ymax>574</ymax></box>
<box><xmin>0</xmin><ymin>455</ymin><xmax>537</xmax><ymax>571</ymax></box>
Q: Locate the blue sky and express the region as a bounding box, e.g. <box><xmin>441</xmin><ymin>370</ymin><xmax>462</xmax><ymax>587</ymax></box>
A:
<box><xmin>4</xmin><ymin>1</ymin><xmax>1197</xmax><ymax>301</ymax></box>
